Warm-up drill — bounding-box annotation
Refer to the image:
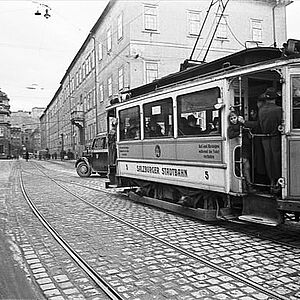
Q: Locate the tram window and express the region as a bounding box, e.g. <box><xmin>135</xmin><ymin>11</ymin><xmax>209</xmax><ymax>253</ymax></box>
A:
<box><xmin>119</xmin><ymin>106</ymin><xmax>140</xmax><ymax>141</ymax></box>
<box><xmin>143</xmin><ymin>98</ymin><xmax>173</xmax><ymax>138</ymax></box>
<box><xmin>177</xmin><ymin>87</ymin><xmax>221</xmax><ymax>136</ymax></box>
<box><xmin>292</xmin><ymin>76</ymin><xmax>300</xmax><ymax>129</ymax></box>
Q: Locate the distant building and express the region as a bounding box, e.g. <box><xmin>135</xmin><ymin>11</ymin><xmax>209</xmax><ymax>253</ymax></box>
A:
<box><xmin>0</xmin><ymin>90</ymin><xmax>11</xmax><ymax>158</ymax></box>
<box><xmin>10</xmin><ymin>107</ymin><xmax>45</xmax><ymax>155</ymax></box>
<box><xmin>10</xmin><ymin>127</ymin><xmax>22</xmax><ymax>158</ymax></box>
<box><xmin>40</xmin><ymin>0</ymin><xmax>291</xmax><ymax>156</ymax></box>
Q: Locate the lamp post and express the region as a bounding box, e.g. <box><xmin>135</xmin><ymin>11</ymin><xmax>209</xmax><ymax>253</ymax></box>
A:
<box><xmin>60</xmin><ymin>133</ymin><xmax>64</xmax><ymax>160</ymax></box>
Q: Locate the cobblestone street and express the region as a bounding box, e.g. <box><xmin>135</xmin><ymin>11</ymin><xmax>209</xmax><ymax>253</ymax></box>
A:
<box><xmin>1</xmin><ymin>159</ymin><xmax>300</xmax><ymax>299</ymax></box>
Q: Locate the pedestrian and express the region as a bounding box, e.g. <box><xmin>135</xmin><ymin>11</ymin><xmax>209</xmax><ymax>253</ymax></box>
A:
<box><xmin>227</xmin><ymin>110</ymin><xmax>255</xmax><ymax>193</ymax></box>
<box><xmin>240</xmin><ymin>87</ymin><xmax>282</xmax><ymax>193</ymax></box>
<box><xmin>25</xmin><ymin>150</ymin><xmax>29</xmax><ymax>162</ymax></box>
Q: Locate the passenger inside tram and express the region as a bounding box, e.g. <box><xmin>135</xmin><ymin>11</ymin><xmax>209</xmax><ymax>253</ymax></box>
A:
<box><xmin>126</xmin><ymin>118</ymin><xmax>140</xmax><ymax>139</ymax></box>
<box><xmin>145</xmin><ymin>118</ymin><xmax>163</xmax><ymax>137</ymax></box>
<box><xmin>209</xmin><ymin>117</ymin><xmax>220</xmax><ymax>134</ymax></box>
<box><xmin>185</xmin><ymin>115</ymin><xmax>202</xmax><ymax>135</ymax></box>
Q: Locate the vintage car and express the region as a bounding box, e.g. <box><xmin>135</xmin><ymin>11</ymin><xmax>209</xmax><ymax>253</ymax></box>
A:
<box><xmin>75</xmin><ymin>133</ymin><xmax>108</xmax><ymax>177</ymax></box>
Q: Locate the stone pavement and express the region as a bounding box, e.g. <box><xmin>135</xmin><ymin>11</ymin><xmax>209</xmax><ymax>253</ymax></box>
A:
<box><xmin>0</xmin><ymin>160</ymin><xmax>110</xmax><ymax>300</ymax></box>
<box><xmin>2</xmin><ymin>159</ymin><xmax>300</xmax><ymax>299</ymax></box>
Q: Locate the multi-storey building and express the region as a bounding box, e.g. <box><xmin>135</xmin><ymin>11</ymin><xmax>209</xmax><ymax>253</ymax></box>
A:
<box><xmin>0</xmin><ymin>90</ymin><xmax>11</xmax><ymax>158</ymax></box>
<box><xmin>40</xmin><ymin>0</ymin><xmax>291</xmax><ymax>157</ymax></box>
<box><xmin>10</xmin><ymin>108</ymin><xmax>45</xmax><ymax>155</ymax></box>
<box><xmin>10</xmin><ymin>127</ymin><xmax>22</xmax><ymax>158</ymax></box>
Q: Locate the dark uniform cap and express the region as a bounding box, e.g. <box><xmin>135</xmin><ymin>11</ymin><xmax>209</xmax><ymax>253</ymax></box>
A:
<box><xmin>264</xmin><ymin>87</ymin><xmax>278</xmax><ymax>100</ymax></box>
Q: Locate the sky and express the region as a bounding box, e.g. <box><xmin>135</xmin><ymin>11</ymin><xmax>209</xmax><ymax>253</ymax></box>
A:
<box><xmin>0</xmin><ymin>0</ymin><xmax>299</xmax><ymax>112</ymax></box>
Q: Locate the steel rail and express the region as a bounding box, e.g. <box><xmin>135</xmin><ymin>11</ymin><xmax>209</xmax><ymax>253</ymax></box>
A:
<box><xmin>22</xmin><ymin>163</ymin><xmax>300</xmax><ymax>249</ymax></box>
<box><xmin>19</xmin><ymin>169</ymin><xmax>124</xmax><ymax>300</ymax></box>
<box><xmin>29</xmin><ymin>162</ymin><xmax>289</xmax><ymax>300</ymax></box>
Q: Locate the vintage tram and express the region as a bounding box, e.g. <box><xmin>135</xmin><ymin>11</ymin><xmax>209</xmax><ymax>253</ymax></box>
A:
<box><xmin>106</xmin><ymin>40</ymin><xmax>300</xmax><ymax>226</ymax></box>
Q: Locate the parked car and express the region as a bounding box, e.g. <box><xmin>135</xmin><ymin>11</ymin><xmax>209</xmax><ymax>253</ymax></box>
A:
<box><xmin>75</xmin><ymin>133</ymin><xmax>108</xmax><ymax>177</ymax></box>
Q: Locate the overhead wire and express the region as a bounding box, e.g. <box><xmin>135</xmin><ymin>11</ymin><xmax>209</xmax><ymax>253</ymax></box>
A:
<box><xmin>196</xmin><ymin>3</ymin><xmax>221</xmax><ymax>61</ymax></box>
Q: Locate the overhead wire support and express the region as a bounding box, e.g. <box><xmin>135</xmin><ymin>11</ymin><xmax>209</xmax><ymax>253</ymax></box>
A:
<box><xmin>189</xmin><ymin>0</ymin><xmax>217</xmax><ymax>61</ymax></box>
<box><xmin>202</xmin><ymin>0</ymin><xmax>230</xmax><ymax>62</ymax></box>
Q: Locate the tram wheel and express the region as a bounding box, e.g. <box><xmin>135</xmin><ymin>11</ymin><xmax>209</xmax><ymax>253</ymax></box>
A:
<box><xmin>76</xmin><ymin>162</ymin><xmax>91</xmax><ymax>177</ymax></box>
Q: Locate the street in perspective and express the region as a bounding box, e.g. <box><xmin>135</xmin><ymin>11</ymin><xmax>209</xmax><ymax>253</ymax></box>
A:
<box><xmin>1</xmin><ymin>157</ymin><xmax>300</xmax><ymax>299</ymax></box>
<box><xmin>1</xmin><ymin>0</ymin><xmax>300</xmax><ymax>299</ymax></box>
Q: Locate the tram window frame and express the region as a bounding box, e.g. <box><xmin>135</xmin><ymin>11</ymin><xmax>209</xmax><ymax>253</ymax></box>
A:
<box><xmin>119</xmin><ymin>106</ymin><xmax>141</xmax><ymax>141</ymax></box>
<box><xmin>177</xmin><ymin>87</ymin><xmax>222</xmax><ymax>137</ymax></box>
<box><xmin>291</xmin><ymin>76</ymin><xmax>300</xmax><ymax>130</ymax></box>
<box><xmin>143</xmin><ymin>98</ymin><xmax>174</xmax><ymax>139</ymax></box>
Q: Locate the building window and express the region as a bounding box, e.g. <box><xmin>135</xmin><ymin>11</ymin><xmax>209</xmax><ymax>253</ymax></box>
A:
<box><xmin>98</xmin><ymin>43</ymin><xmax>103</xmax><ymax>61</ymax></box>
<box><xmin>75</xmin><ymin>72</ymin><xmax>79</xmax><ymax>88</ymax></box>
<box><xmin>144</xmin><ymin>4</ymin><xmax>158</xmax><ymax>31</ymax></box>
<box><xmin>108</xmin><ymin>76</ymin><xmax>113</xmax><ymax>97</ymax></box>
<box><xmin>82</xmin><ymin>62</ymin><xmax>86</xmax><ymax>79</ymax></box>
<box><xmin>79</xmin><ymin>67</ymin><xmax>82</xmax><ymax>84</ymax></box>
<box><xmin>145</xmin><ymin>62</ymin><xmax>158</xmax><ymax>84</ymax></box>
<box><xmin>251</xmin><ymin>19</ymin><xmax>262</xmax><ymax>43</ymax></box>
<box><xmin>91</xmin><ymin>50</ymin><xmax>95</xmax><ymax>69</ymax></box>
<box><xmin>107</xmin><ymin>27</ymin><xmax>112</xmax><ymax>52</ymax></box>
<box><xmin>117</xmin><ymin>13</ymin><xmax>123</xmax><ymax>40</ymax></box>
<box><xmin>118</xmin><ymin>67</ymin><xmax>124</xmax><ymax>91</ymax></box>
<box><xmin>0</xmin><ymin>127</ymin><xmax>4</xmax><ymax>137</ymax></box>
<box><xmin>216</xmin><ymin>16</ymin><xmax>228</xmax><ymax>39</ymax></box>
<box><xmin>86</xmin><ymin>55</ymin><xmax>91</xmax><ymax>74</ymax></box>
<box><xmin>188</xmin><ymin>11</ymin><xmax>200</xmax><ymax>36</ymax></box>
<box><xmin>99</xmin><ymin>84</ymin><xmax>104</xmax><ymax>102</ymax></box>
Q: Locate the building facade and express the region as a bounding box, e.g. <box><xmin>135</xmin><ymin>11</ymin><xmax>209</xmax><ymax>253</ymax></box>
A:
<box><xmin>0</xmin><ymin>90</ymin><xmax>11</xmax><ymax>158</ymax></box>
<box><xmin>10</xmin><ymin>108</ymin><xmax>45</xmax><ymax>155</ymax></box>
<box><xmin>40</xmin><ymin>0</ymin><xmax>291</xmax><ymax>157</ymax></box>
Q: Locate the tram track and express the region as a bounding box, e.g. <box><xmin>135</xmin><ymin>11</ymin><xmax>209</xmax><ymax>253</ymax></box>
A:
<box><xmin>25</xmin><ymin>161</ymin><xmax>300</xmax><ymax>250</ymax></box>
<box><xmin>19</xmin><ymin>169</ymin><xmax>124</xmax><ymax>300</ymax></box>
<box><xmin>19</xmin><ymin>161</ymin><xmax>299</xmax><ymax>300</ymax></box>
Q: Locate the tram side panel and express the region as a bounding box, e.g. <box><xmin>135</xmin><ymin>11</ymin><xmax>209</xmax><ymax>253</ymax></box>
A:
<box><xmin>117</xmin><ymin>138</ymin><xmax>227</xmax><ymax>194</ymax></box>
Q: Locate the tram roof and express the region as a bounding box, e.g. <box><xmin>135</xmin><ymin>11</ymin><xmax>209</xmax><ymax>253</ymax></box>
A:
<box><xmin>126</xmin><ymin>47</ymin><xmax>283</xmax><ymax>99</ymax></box>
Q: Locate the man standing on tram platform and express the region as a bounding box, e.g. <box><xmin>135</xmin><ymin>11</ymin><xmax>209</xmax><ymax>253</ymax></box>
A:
<box><xmin>241</xmin><ymin>87</ymin><xmax>282</xmax><ymax>192</ymax></box>
<box><xmin>258</xmin><ymin>88</ymin><xmax>282</xmax><ymax>190</ymax></box>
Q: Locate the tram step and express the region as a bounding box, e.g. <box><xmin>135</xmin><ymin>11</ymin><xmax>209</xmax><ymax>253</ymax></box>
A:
<box><xmin>240</xmin><ymin>194</ymin><xmax>282</xmax><ymax>226</ymax></box>
<box><xmin>238</xmin><ymin>215</ymin><xmax>280</xmax><ymax>226</ymax></box>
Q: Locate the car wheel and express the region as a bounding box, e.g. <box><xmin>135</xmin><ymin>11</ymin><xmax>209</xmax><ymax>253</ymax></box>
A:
<box><xmin>76</xmin><ymin>162</ymin><xmax>92</xmax><ymax>177</ymax></box>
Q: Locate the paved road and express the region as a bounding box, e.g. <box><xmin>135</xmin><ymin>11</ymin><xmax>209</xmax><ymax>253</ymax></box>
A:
<box><xmin>1</xmin><ymin>159</ymin><xmax>300</xmax><ymax>299</ymax></box>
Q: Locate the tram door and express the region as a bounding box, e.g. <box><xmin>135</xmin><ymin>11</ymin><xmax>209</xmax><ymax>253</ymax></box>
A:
<box><xmin>286</xmin><ymin>74</ymin><xmax>300</xmax><ymax>198</ymax></box>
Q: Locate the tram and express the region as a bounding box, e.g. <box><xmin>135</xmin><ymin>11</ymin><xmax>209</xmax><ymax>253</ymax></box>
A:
<box><xmin>106</xmin><ymin>39</ymin><xmax>300</xmax><ymax>226</ymax></box>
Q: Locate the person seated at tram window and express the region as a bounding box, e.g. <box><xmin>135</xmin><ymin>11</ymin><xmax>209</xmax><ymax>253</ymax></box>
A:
<box><xmin>178</xmin><ymin>116</ymin><xmax>189</xmax><ymax>135</ymax></box>
<box><xmin>209</xmin><ymin>117</ymin><xmax>220</xmax><ymax>134</ymax></box>
<box><xmin>185</xmin><ymin>115</ymin><xmax>202</xmax><ymax>135</ymax></box>
<box><xmin>126</xmin><ymin>118</ymin><xmax>140</xmax><ymax>139</ymax></box>
<box><xmin>145</xmin><ymin>118</ymin><xmax>163</xmax><ymax>137</ymax></box>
